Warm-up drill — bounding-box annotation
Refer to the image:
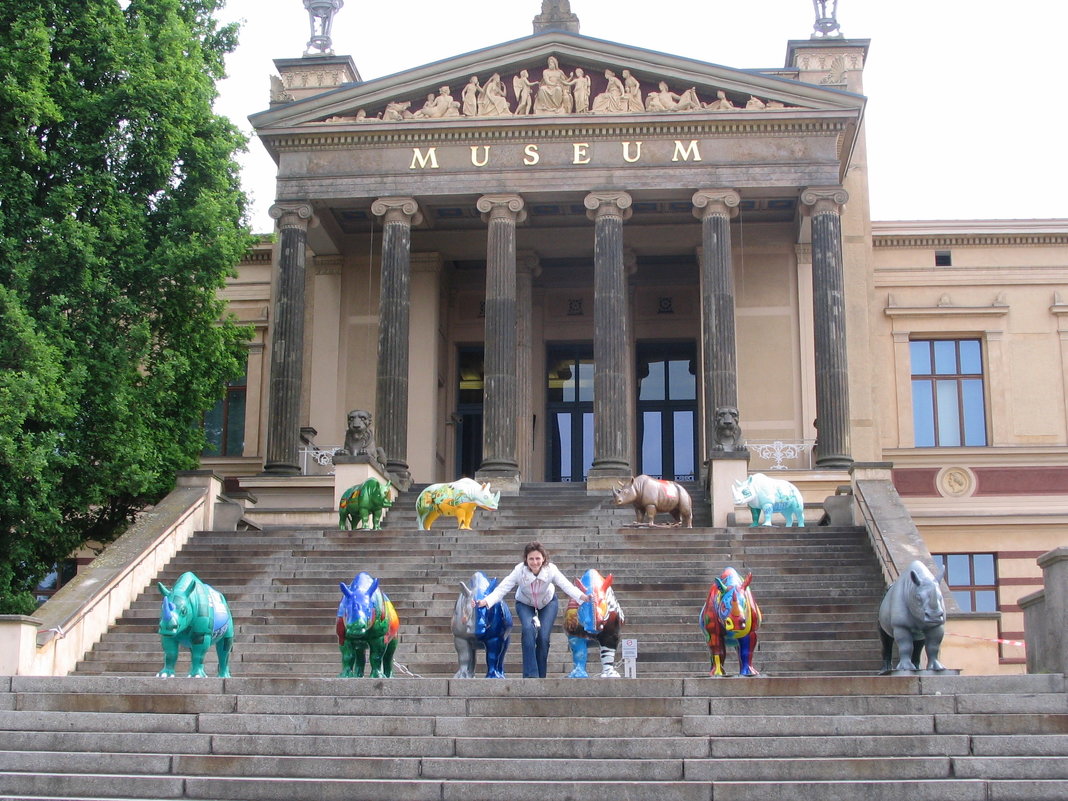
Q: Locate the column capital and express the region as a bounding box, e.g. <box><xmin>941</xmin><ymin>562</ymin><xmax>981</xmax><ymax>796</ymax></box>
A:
<box><xmin>692</xmin><ymin>189</ymin><xmax>741</xmax><ymax>220</ymax></box>
<box><xmin>584</xmin><ymin>190</ymin><xmax>633</xmax><ymax>221</ymax></box>
<box><xmin>800</xmin><ymin>186</ymin><xmax>849</xmax><ymax>216</ymax></box>
<box><xmin>269</xmin><ymin>202</ymin><xmax>318</xmax><ymax>230</ymax></box>
<box><xmin>517</xmin><ymin>249</ymin><xmax>543</xmax><ymax>278</ymax></box>
<box><xmin>477</xmin><ymin>193</ymin><xmax>527</xmax><ymax>223</ymax></box>
<box><xmin>371</xmin><ymin>196</ymin><xmax>423</xmax><ymax>226</ymax></box>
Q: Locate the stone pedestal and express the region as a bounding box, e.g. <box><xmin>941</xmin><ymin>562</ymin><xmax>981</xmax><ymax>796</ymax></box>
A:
<box><xmin>0</xmin><ymin>615</ymin><xmax>42</xmax><ymax>676</ymax></box>
<box><xmin>332</xmin><ymin>456</ymin><xmax>393</xmax><ymax>515</ymax></box>
<box><xmin>1021</xmin><ymin>546</ymin><xmax>1068</xmax><ymax>675</ymax></box>
<box><xmin>707</xmin><ymin>453</ymin><xmax>751</xmax><ymax>527</ymax></box>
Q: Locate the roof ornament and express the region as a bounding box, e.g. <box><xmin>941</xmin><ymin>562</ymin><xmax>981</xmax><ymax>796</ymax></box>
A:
<box><xmin>304</xmin><ymin>0</ymin><xmax>344</xmax><ymax>56</ymax></box>
<box><xmin>811</xmin><ymin>0</ymin><xmax>842</xmax><ymax>38</ymax></box>
<box><xmin>533</xmin><ymin>0</ymin><xmax>580</xmax><ymax>35</ymax></box>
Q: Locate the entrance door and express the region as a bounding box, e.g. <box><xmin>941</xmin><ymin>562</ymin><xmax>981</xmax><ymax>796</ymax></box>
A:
<box><xmin>455</xmin><ymin>346</ymin><xmax>483</xmax><ymax>478</ymax></box>
<box><xmin>546</xmin><ymin>344</ymin><xmax>595</xmax><ymax>482</ymax></box>
<box><xmin>636</xmin><ymin>342</ymin><xmax>698</xmax><ymax>481</ymax></box>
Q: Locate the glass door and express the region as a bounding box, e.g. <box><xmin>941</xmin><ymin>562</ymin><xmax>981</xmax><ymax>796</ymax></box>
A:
<box><xmin>455</xmin><ymin>346</ymin><xmax>483</xmax><ymax>478</ymax></box>
<box><xmin>546</xmin><ymin>344</ymin><xmax>595</xmax><ymax>482</ymax></box>
<box><xmin>636</xmin><ymin>342</ymin><xmax>698</xmax><ymax>481</ymax></box>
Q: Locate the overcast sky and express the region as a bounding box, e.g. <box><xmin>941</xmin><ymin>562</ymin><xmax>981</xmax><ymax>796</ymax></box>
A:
<box><xmin>213</xmin><ymin>0</ymin><xmax>1067</xmax><ymax>233</ymax></box>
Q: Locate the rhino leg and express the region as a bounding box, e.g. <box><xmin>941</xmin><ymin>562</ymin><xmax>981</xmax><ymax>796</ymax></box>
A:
<box><xmin>879</xmin><ymin>627</ymin><xmax>895</xmax><ymax>672</ymax></box>
<box><xmin>737</xmin><ymin>636</ymin><xmax>759</xmax><ymax>677</ymax></box>
<box><xmin>215</xmin><ymin>636</ymin><xmax>234</xmax><ymax>678</ymax></box>
<box><xmin>484</xmin><ymin>635</ymin><xmax>508</xmax><ymax>679</ymax></box>
<box><xmin>924</xmin><ymin>632</ymin><xmax>947</xmax><ymax>671</ymax></box>
<box><xmin>338</xmin><ymin>640</ymin><xmax>357</xmax><ymax>678</ymax></box>
<box><xmin>892</xmin><ymin>628</ymin><xmax>919</xmax><ymax>671</ymax></box>
<box><xmin>599</xmin><ymin>646</ymin><xmax>620</xmax><ymax>678</ymax></box>
<box><xmin>157</xmin><ymin>636</ymin><xmax>179</xmax><ymax>678</ymax></box>
<box><xmin>453</xmin><ymin>636</ymin><xmax>476</xmax><ymax>678</ymax></box>
<box><xmin>187</xmin><ymin>638</ymin><xmax>209</xmax><ymax>678</ymax></box>
<box><xmin>567</xmin><ymin>634</ymin><xmax>589</xmax><ymax>678</ymax></box>
<box><xmin>643</xmin><ymin>504</ymin><xmax>658</xmax><ymax>525</ymax></box>
<box><xmin>379</xmin><ymin>637</ymin><xmax>398</xmax><ymax>678</ymax></box>
<box><xmin>748</xmin><ymin>507</ymin><xmax>761</xmax><ymax>527</ymax></box>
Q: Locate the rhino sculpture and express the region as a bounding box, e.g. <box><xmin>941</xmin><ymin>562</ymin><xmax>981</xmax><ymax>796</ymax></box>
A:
<box><xmin>612</xmin><ymin>475</ymin><xmax>693</xmax><ymax>528</ymax></box>
<box><xmin>732</xmin><ymin>472</ymin><xmax>805</xmax><ymax>527</ymax></box>
<box><xmin>879</xmin><ymin>560</ymin><xmax>948</xmax><ymax>672</ymax></box>
<box><xmin>563</xmin><ymin>568</ymin><xmax>625</xmax><ymax>678</ymax></box>
<box><xmin>337</xmin><ymin>572</ymin><xmax>400</xmax><ymax>678</ymax></box>
<box><xmin>452</xmin><ymin>571</ymin><xmax>513</xmax><ymax>678</ymax></box>
<box><xmin>417</xmin><ymin>477</ymin><xmax>500</xmax><ymax>530</ymax></box>
<box><xmin>338</xmin><ymin>477</ymin><xmax>393</xmax><ymax>530</ymax></box>
<box><xmin>157</xmin><ymin>572</ymin><xmax>234</xmax><ymax>678</ymax></box>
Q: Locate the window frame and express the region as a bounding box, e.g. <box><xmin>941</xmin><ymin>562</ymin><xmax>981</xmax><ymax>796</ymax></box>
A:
<box><xmin>909</xmin><ymin>338</ymin><xmax>988</xmax><ymax>448</ymax></box>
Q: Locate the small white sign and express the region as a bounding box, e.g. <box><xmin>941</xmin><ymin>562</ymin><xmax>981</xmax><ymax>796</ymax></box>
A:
<box><xmin>621</xmin><ymin>638</ymin><xmax>638</xmax><ymax>659</ymax></box>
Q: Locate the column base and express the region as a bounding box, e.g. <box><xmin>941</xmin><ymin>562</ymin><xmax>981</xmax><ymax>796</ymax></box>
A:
<box><xmin>385</xmin><ymin>460</ymin><xmax>412</xmax><ymax>492</ymax></box>
<box><xmin>475</xmin><ymin>463</ymin><xmax>521</xmax><ymax>495</ymax></box>
<box><xmin>586</xmin><ymin>461</ymin><xmax>632</xmax><ymax>493</ymax></box>
<box><xmin>262</xmin><ymin>461</ymin><xmax>302</xmax><ymax>477</ymax></box>
<box><xmin>816</xmin><ymin>453</ymin><xmax>854</xmax><ymax>470</ymax></box>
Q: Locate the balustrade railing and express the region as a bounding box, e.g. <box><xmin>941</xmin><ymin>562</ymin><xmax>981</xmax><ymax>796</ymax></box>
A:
<box><xmin>299</xmin><ymin>446</ymin><xmax>342</xmax><ymax>475</ymax></box>
<box><xmin>744</xmin><ymin>439</ymin><xmax>816</xmax><ymax>470</ymax></box>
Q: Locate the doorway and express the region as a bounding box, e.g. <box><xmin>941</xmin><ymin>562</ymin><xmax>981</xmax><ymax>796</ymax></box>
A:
<box><xmin>454</xmin><ymin>346</ymin><xmax>483</xmax><ymax>478</ymax></box>
<box><xmin>546</xmin><ymin>344</ymin><xmax>595</xmax><ymax>482</ymax></box>
<box><xmin>636</xmin><ymin>342</ymin><xmax>698</xmax><ymax>481</ymax></box>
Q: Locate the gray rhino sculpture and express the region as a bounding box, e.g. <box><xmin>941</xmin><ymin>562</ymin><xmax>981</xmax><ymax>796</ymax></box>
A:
<box><xmin>612</xmin><ymin>475</ymin><xmax>693</xmax><ymax>528</ymax></box>
<box><xmin>878</xmin><ymin>560</ymin><xmax>948</xmax><ymax>672</ymax></box>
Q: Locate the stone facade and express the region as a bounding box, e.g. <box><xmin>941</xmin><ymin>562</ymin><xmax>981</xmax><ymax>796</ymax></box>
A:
<box><xmin>200</xmin><ymin>23</ymin><xmax>1068</xmax><ymax>675</ymax></box>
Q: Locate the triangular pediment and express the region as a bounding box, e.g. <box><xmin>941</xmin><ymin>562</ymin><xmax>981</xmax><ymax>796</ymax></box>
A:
<box><xmin>252</xmin><ymin>31</ymin><xmax>864</xmax><ymax>135</ymax></box>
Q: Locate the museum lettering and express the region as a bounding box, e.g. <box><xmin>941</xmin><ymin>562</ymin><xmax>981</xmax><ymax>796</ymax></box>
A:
<box><xmin>408</xmin><ymin>139</ymin><xmax>703</xmax><ymax>170</ymax></box>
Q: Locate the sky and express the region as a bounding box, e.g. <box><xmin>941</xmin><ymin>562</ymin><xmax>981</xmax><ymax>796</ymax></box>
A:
<box><xmin>213</xmin><ymin>0</ymin><xmax>1067</xmax><ymax>234</ymax></box>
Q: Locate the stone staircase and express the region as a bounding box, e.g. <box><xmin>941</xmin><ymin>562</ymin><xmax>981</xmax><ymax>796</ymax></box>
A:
<box><xmin>3</xmin><ymin>482</ymin><xmax>1066</xmax><ymax>799</ymax></box>
<box><xmin>72</xmin><ymin>482</ymin><xmax>885</xmax><ymax>678</ymax></box>
<box><xmin>1</xmin><ymin>673</ymin><xmax>1066</xmax><ymax>799</ymax></box>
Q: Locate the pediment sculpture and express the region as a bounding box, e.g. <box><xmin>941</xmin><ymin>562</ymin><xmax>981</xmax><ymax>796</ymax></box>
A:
<box><xmin>318</xmin><ymin>57</ymin><xmax>796</xmax><ymax>124</ymax></box>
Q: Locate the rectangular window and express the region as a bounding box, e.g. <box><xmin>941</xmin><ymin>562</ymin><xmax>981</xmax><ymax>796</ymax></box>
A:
<box><xmin>935</xmin><ymin>250</ymin><xmax>952</xmax><ymax>266</ymax></box>
<box><xmin>910</xmin><ymin>339</ymin><xmax>987</xmax><ymax>447</ymax></box>
<box><xmin>932</xmin><ymin>552</ymin><xmax>998</xmax><ymax>613</ymax></box>
<box><xmin>203</xmin><ymin>372</ymin><xmax>248</xmax><ymax>457</ymax></box>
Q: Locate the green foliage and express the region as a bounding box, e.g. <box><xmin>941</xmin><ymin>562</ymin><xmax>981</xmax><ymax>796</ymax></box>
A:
<box><xmin>0</xmin><ymin>0</ymin><xmax>253</xmax><ymax>612</ymax></box>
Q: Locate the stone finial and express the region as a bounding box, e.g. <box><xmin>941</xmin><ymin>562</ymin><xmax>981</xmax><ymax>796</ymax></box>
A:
<box><xmin>304</xmin><ymin>0</ymin><xmax>344</xmax><ymax>56</ymax></box>
<box><xmin>811</xmin><ymin>0</ymin><xmax>842</xmax><ymax>38</ymax></box>
<box><xmin>533</xmin><ymin>0</ymin><xmax>580</xmax><ymax>34</ymax></box>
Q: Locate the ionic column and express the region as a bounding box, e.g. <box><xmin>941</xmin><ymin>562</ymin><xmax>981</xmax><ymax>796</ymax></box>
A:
<box><xmin>516</xmin><ymin>250</ymin><xmax>542</xmax><ymax>481</ymax></box>
<box><xmin>371</xmin><ymin>196</ymin><xmax>422</xmax><ymax>488</ymax></box>
<box><xmin>585</xmin><ymin>190</ymin><xmax>633</xmax><ymax>482</ymax></box>
<box><xmin>476</xmin><ymin>194</ymin><xmax>525</xmax><ymax>488</ymax></box>
<box><xmin>693</xmin><ymin>189</ymin><xmax>743</xmax><ymax>461</ymax></box>
<box><xmin>264</xmin><ymin>202</ymin><xmax>315</xmax><ymax>475</ymax></box>
<box><xmin>801</xmin><ymin>187</ymin><xmax>853</xmax><ymax>468</ymax></box>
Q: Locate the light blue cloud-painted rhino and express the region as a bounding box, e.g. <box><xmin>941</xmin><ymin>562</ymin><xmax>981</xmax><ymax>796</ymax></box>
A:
<box><xmin>879</xmin><ymin>560</ymin><xmax>948</xmax><ymax>672</ymax></box>
<box><xmin>732</xmin><ymin>473</ymin><xmax>805</xmax><ymax>527</ymax></box>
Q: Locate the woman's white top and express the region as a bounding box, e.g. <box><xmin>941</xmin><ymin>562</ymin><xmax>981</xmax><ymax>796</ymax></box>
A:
<box><xmin>481</xmin><ymin>562</ymin><xmax>585</xmax><ymax>610</ymax></box>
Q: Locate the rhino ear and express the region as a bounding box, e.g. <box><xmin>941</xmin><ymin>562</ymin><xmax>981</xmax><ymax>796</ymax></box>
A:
<box><xmin>339</xmin><ymin>581</ymin><xmax>352</xmax><ymax>596</ymax></box>
<box><xmin>157</xmin><ymin>582</ymin><xmax>170</xmax><ymax>597</ymax></box>
<box><xmin>369</xmin><ymin>577</ymin><xmax>380</xmax><ymax>596</ymax></box>
<box><xmin>741</xmin><ymin>573</ymin><xmax>753</xmax><ymax>590</ymax></box>
<box><xmin>910</xmin><ymin>568</ymin><xmax>923</xmax><ymax>586</ymax></box>
<box><xmin>714</xmin><ymin>577</ymin><xmax>728</xmax><ymax>592</ymax></box>
<box><xmin>487</xmin><ymin>577</ymin><xmax>500</xmax><ymax>594</ymax></box>
<box><xmin>933</xmin><ymin>564</ymin><xmax>946</xmax><ymax>584</ymax></box>
<box><xmin>603</xmin><ymin>574</ymin><xmax>613</xmax><ymax>590</ymax></box>
<box><xmin>460</xmin><ymin>581</ymin><xmax>472</xmax><ymax>595</ymax></box>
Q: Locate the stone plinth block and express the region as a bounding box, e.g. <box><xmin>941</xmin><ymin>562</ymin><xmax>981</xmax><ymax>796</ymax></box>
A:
<box><xmin>333</xmin><ymin>458</ymin><xmax>393</xmax><ymax>513</ymax></box>
<box><xmin>707</xmin><ymin>453</ymin><xmax>751</xmax><ymax>527</ymax></box>
<box><xmin>0</xmin><ymin>616</ymin><xmax>43</xmax><ymax>676</ymax></box>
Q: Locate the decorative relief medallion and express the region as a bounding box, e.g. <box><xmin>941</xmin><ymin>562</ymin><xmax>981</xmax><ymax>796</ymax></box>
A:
<box><xmin>937</xmin><ymin>466</ymin><xmax>976</xmax><ymax>498</ymax></box>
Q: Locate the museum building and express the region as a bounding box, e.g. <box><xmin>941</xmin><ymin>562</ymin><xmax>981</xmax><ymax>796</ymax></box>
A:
<box><xmin>202</xmin><ymin>3</ymin><xmax>1068</xmax><ymax>672</ymax></box>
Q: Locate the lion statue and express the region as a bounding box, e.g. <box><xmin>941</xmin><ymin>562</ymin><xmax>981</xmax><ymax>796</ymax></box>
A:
<box><xmin>337</xmin><ymin>409</ymin><xmax>388</xmax><ymax>470</ymax></box>
<box><xmin>711</xmin><ymin>406</ymin><xmax>746</xmax><ymax>452</ymax></box>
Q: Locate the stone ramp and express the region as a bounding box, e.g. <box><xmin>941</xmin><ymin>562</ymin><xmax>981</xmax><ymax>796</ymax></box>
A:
<box><xmin>1</xmin><ymin>673</ymin><xmax>1066</xmax><ymax>800</ymax></box>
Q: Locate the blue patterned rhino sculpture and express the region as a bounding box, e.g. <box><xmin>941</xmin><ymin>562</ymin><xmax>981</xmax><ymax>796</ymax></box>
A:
<box><xmin>732</xmin><ymin>472</ymin><xmax>805</xmax><ymax>527</ymax></box>
<box><xmin>563</xmin><ymin>568</ymin><xmax>624</xmax><ymax>678</ymax></box>
<box><xmin>337</xmin><ymin>572</ymin><xmax>400</xmax><ymax>678</ymax></box>
<box><xmin>157</xmin><ymin>572</ymin><xmax>234</xmax><ymax>678</ymax></box>
<box><xmin>452</xmin><ymin>571</ymin><xmax>513</xmax><ymax>678</ymax></box>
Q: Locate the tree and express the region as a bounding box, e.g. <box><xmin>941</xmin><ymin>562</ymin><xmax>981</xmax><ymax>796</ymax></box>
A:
<box><xmin>0</xmin><ymin>0</ymin><xmax>252</xmax><ymax>613</ymax></box>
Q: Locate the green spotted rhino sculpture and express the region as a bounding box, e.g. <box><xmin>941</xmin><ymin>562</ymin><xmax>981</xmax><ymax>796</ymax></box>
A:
<box><xmin>339</xmin><ymin>478</ymin><xmax>393</xmax><ymax>530</ymax></box>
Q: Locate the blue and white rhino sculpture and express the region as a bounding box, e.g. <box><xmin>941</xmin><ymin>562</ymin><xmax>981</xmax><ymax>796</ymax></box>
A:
<box><xmin>732</xmin><ymin>473</ymin><xmax>805</xmax><ymax>527</ymax></box>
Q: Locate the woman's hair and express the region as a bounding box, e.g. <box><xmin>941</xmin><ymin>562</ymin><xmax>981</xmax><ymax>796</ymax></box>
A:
<box><xmin>523</xmin><ymin>541</ymin><xmax>548</xmax><ymax>561</ymax></box>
